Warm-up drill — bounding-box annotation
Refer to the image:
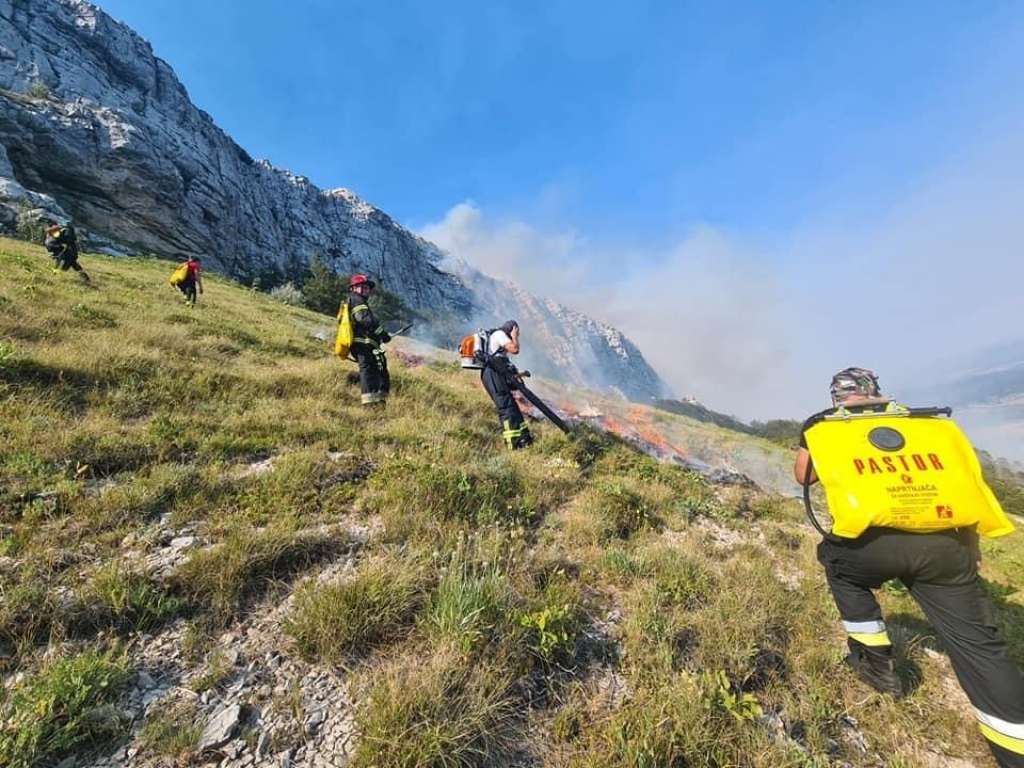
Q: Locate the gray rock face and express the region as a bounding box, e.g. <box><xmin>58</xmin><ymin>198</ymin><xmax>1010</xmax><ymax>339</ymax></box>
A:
<box><xmin>198</xmin><ymin>703</ymin><xmax>242</xmax><ymax>752</ymax></box>
<box><xmin>0</xmin><ymin>0</ymin><xmax>669</xmax><ymax>400</ymax></box>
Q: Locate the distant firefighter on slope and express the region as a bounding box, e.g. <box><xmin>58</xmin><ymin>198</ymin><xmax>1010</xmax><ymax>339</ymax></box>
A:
<box><xmin>44</xmin><ymin>219</ymin><xmax>90</xmax><ymax>283</ymax></box>
<box><xmin>168</xmin><ymin>255</ymin><xmax>204</xmax><ymax>307</ymax></box>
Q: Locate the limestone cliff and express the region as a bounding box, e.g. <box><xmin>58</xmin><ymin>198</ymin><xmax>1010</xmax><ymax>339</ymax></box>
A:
<box><xmin>0</xmin><ymin>0</ymin><xmax>669</xmax><ymax>400</ymax></box>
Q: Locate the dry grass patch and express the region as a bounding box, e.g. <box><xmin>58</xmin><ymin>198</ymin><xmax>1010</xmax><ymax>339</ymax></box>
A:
<box><xmin>352</xmin><ymin>643</ymin><xmax>519</xmax><ymax>768</ymax></box>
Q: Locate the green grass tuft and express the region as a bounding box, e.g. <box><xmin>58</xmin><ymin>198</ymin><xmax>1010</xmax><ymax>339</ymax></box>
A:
<box><xmin>285</xmin><ymin>553</ymin><xmax>427</xmax><ymax>663</ymax></box>
<box><xmin>176</xmin><ymin>523</ymin><xmax>338</xmax><ymax>620</ymax></box>
<box><xmin>137</xmin><ymin>698</ymin><xmax>201</xmax><ymax>760</ymax></box>
<box><xmin>0</xmin><ymin>647</ymin><xmax>131</xmax><ymax>768</ymax></box>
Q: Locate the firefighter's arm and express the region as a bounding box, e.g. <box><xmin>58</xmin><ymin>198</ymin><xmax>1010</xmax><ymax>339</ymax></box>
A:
<box><xmin>505</xmin><ymin>326</ymin><xmax>521</xmax><ymax>355</ymax></box>
<box><xmin>793</xmin><ymin>447</ymin><xmax>818</xmax><ymax>486</ymax></box>
<box><xmin>352</xmin><ymin>303</ymin><xmax>386</xmax><ymax>340</ymax></box>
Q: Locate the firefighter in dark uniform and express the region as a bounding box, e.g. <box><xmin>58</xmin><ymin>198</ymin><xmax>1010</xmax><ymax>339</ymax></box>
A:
<box><xmin>795</xmin><ymin>367</ymin><xmax>1024</xmax><ymax>767</ymax></box>
<box><xmin>44</xmin><ymin>219</ymin><xmax>90</xmax><ymax>283</ymax></box>
<box><xmin>481</xmin><ymin>320</ymin><xmax>533</xmax><ymax>450</ymax></box>
<box><xmin>346</xmin><ymin>274</ymin><xmax>390</xmax><ymax>406</ymax></box>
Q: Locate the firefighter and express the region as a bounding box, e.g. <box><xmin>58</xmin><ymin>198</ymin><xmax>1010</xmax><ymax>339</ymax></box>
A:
<box><xmin>178</xmin><ymin>255</ymin><xmax>203</xmax><ymax>307</ymax></box>
<box><xmin>481</xmin><ymin>320</ymin><xmax>533</xmax><ymax>450</ymax></box>
<box><xmin>795</xmin><ymin>367</ymin><xmax>1024</xmax><ymax>768</ymax></box>
<box><xmin>44</xmin><ymin>219</ymin><xmax>90</xmax><ymax>283</ymax></box>
<box><xmin>346</xmin><ymin>274</ymin><xmax>390</xmax><ymax>406</ymax></box>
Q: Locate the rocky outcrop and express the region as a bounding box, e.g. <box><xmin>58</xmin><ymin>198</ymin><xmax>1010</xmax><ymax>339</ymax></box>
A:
<box><xmin>0</xmin><ymin>0</ymin><xmax>669</xmax><ymax>400</ymax></box>
<box><xmin>447</xmin><ymin>256</ymin><xmax>667</xmax><ymax>397</ymax></box>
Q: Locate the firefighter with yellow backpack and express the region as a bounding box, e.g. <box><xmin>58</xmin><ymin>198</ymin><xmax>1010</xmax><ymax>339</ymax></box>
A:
<box><xmin>168</xmin><ymin>255</ymin><xmax>203</xmax><ymax>307</ymax></box>
<box><xmin>795</xmin><ymin>367</ymin><xmax>1024</xmax><ymax>767</ymax></box>
<box><xmin>335</xmin><ymin>274</ymin><xmax>391</xmax><ymax>406</ymax></box>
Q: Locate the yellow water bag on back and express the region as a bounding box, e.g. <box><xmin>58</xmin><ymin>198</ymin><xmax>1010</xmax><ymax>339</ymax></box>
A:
<box><xmin>168</xmin><ymin>263</ymin><xmax>189</xmax><ymax>286</ymax></box>
<box><xmin>804</xmin><ymin>406</ymin><xmax>1014</xmax><ymax>539</ymax></box>
<box><xmin>334</xmin><ymin>301</ymin><xmax>353</xmax><ymax>358</ymax></box>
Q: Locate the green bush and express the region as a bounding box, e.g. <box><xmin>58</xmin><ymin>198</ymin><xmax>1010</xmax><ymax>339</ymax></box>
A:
<box><xmin>0</xmin><ymin>647</ymin><xmax>131</xmax><ymax>768</ymax></box>
<box><xmin>298</xmin><ymin>256</ymin><xmax>349</xmax><ymax>316</ymax></box>
<box><xmin>299</xmin><ymin>255</ymin><xmax>417</xmax><ymax>325</ymax></box>
<box><xmin>14</xmin><ymin>204</ymin><xmax>46</xmax><ymax>244</ymax></box>
<box><xmin>27</xmin><ymin>80</ymin><xmax>50</xmax><ymax>99</ymax></box>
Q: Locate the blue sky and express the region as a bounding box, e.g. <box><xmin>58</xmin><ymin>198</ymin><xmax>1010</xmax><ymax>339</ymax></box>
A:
<box><xmin>97</xmin><ymin>1</ymin><xmax>1024</xmax><ymax>239</ymax></box>
<box><xmin>97</xmin><ymin>1</ymin><xmax>1024</xmax><ymax>435</ymax></box>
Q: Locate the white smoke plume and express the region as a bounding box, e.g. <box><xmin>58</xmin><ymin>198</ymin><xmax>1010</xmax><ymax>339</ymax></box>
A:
<box><xmin>419</xmin><ymin>129</ymin><xmax>1024</xmax><ymax>459</ymax></box>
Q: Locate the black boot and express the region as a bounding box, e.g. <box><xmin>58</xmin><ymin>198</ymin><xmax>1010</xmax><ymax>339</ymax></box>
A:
<box><xmin>845</xmin><ymin>640</ymin><xmax>902</xmax><ymax>697</ymax></box>
<box><xmin>512</xmin><ymin>427</ymin><xmax>534</xmax><ymax>450</ymax></box>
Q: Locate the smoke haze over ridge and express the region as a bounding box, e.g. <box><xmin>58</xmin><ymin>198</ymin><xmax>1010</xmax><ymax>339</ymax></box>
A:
<box><xmin>420</xmin><ymin>127</ymin><xmax>1024</xmax><ymax>459</ymax></box>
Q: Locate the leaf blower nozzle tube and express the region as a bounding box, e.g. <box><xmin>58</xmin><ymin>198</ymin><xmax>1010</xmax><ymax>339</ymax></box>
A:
<box><xmin>515</xmin><ymin>382</ymin><xmax>571</xmax><ymax>434</ymax></box>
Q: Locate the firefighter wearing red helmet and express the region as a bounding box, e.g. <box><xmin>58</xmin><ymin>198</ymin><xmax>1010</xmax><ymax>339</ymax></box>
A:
<box><xmin>345</xmin><ymin>274</ymin><xmax>391</xmax><ymax>406</ymax></box>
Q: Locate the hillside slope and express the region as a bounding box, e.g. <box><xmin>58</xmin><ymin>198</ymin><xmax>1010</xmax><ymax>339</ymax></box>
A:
<box><xmin>0</xmin><ymin>0</ymin><xmax>666</xmax><ymax>401</ymax></box>
<box><xmin>1</xmin><ymin>237</ymin><xmax>1022</xmax><ymax>768</ymax></box>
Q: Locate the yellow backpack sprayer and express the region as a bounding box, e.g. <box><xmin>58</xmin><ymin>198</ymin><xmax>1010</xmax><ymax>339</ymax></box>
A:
<box><xmin>802</xmin><ymin>403</ymin><xmax>1014</xmax><ymax>540</ymax></box>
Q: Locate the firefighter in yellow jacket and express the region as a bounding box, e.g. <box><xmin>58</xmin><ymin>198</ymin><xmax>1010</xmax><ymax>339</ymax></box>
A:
<box><xmin>795</xmin><ymin>367</ymin><xmax>1024</xmax><ymax>768</ymax></box>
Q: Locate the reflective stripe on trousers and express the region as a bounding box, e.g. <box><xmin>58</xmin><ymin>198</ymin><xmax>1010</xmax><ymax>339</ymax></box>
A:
<box><xmin>502</xmin><ymin>419</ymin><xmax>525</xmax><ymax>448</ymax></box>
<box><xmin>843</xmin><ymin>619</ymin><xmax>891</xmax><ymax>647</ymax></box>
<box><xmin>976</xmin><ymin>708</ymin><xmax>1024</xmax><ymax>758</ymax></box>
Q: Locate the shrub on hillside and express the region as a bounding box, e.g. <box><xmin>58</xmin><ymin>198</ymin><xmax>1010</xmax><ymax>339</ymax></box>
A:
<box><xmin>14</xmin><ymin>204</ymin><xmax>46</xmax><ymax>244</ymax></box>
<box><xmin>748</xmin><ymin>418</ymin><xmax>803</xmax><ymax>446</ymax></box>
<box><xmin>27</xmin><ymin>80</ymin><xmax>51</xmax><ymax>99</ymax></box>
<box><xmin>269</xmin><ymin>281</ymin><xmax>305</xmax><ymax>306</ymax></box>
<box><xmin>300</xmin><ymin>255</ymin><xmax>415</xmax><ymax>325</ymax></box>
<box><xmin>299</xmin><ymin>256</ymin><xmax>351</xmax><ymax>316</ymax></box>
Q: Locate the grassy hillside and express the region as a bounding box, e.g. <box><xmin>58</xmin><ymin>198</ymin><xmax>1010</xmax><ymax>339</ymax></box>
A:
<box><xmin>1</xmin><ymin>236</ymin><xmax>1022</xmax><ymax>768</ymax></box>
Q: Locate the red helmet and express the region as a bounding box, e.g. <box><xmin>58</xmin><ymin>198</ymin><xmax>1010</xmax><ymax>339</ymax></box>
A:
<box><xmin>349</xmin><ymin>274</ymin><xmax>376</xmax><ymax>289</ymax></box>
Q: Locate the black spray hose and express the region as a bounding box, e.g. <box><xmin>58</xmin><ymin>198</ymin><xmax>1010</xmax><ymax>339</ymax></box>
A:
<box><xmin>803</xmin><ymin>457</ymin><xmax>839</xmax><ymax>541</ymax></box>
